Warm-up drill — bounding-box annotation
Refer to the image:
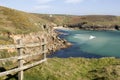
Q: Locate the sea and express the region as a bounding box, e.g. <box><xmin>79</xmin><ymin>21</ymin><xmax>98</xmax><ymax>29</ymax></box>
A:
<box><xmin>48</xmin><ymin>29</ymin><xmax>120</xmax><ymax>58</ymax></box>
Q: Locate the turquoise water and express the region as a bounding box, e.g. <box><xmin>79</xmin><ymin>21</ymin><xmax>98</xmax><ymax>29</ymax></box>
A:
<box><xmin>49</xmin><ymin>30</ymin><xmax>120</xmax><ymax>58</ymax></box>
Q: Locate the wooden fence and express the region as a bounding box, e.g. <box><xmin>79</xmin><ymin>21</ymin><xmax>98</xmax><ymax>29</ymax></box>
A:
<box><xmin>0</xmin><ymin>38</ymin><xmax>47</xmax><ymax>80</ymax></box>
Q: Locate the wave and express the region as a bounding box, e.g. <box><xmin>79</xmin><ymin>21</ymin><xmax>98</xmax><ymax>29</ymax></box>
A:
<box><xmin>73</xmin><ymin>34</ymin><xmax>90</xmax><ymax>40</ymax></box>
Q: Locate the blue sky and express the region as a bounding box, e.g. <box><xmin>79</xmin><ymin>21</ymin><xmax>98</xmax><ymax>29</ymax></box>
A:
<box><xmin>0</xmin><ymin>0</ymin><xmax>120</xmax><ymax>15</ymax></box>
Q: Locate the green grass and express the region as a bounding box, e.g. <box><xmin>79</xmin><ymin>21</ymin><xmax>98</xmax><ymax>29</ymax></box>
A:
<box><xmin>21</xmin><ymin>57</ymin><xmax>120</xmax><ymax>80</ymax></box>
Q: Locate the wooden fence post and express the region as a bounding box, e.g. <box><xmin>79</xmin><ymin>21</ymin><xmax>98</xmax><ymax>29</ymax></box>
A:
<box><xmin>17</xmin><ymin>39</ymin><xmax>24</xmax><ymax>80</ymax></box>
<box><xmin>44</xmin><ymin>40</ymin><xmax>46</xmax><ymax>60</ymax></box>
<box><xmin>42</xmin><ymin>38</ymin><xmax>46</xmax><ymax>60</ymax></box>
<box><xmin>0</xmin><ymin>38</ymin><xmax>48</xmax><ymax>78</ymax></box>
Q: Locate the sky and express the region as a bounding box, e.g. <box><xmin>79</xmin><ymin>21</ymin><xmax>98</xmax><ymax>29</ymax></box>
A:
<box><xmin>0</xmin><ymin>0</ymin><xmax>120</xmax><ymax>15</ymax></box>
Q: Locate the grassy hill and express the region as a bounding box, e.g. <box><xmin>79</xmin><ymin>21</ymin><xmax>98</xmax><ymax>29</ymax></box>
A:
<box><xmin>0</xmin><ymin>6</ymin><xmax>51</xmax><ymax>44</ymax></box>
<box><xmin>0</xmin><ymin>6</ymin><xmax>120</xmax><ymax>34</ymax></box>
<box><xmin>33</xmin><ymin>14</ymin><xmax>73</xmax><ymax>25</ymax></box>
<box><xmin>34</xmin><ymin>14</ymin><xmax>120</xmax><ymax>27</ymax></box>
<box><xmin>0</xmin><ymin>6</ymin><xmax>50</xmax><ymax>34</ymax></box>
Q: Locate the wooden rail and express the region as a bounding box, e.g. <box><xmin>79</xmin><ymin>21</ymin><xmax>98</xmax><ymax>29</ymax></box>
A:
<box><xmin>0</xmin><ymin>59</ymin><xmax>46</xmax><ymax>77</ymax></box>
<box><xmin>0</xmin><ymin>38</ymin><xmax>47</xmax><ymax>80</ymax></box>
<box><xmin>0</xmin><ymin>42</ymin><xmax>47</xmax><ymax>49</ymax></box>
<box><xmin>0</xmin><ymin>50</ymin><xmax>47</xmax><ymax>62</ymax></box>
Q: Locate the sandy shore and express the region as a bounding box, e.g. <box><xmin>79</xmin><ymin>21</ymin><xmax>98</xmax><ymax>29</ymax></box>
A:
<box><xmin>53</xmin><ymin>26</ymin><xmax>73</xmax><ymax>30</ymax></box>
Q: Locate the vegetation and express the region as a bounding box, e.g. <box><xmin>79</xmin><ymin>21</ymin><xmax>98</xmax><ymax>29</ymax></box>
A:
<box><xmin>0</xmin><ymin>57</ymin><xmax>120</xmax><ymax>80</ymax></box>
<box><xmin>0</xmin><ymin>6</ymin><xmax>120</xmax><ymax>34</ymax></box>
<box><xmin>0</xmin><ymin>6</ymin><xmax>50</xmax><ymax>34</ymax></box>
<box><xmin>0</xmin><ymin>6</ymin><xmax>51</xmax><ymax>44</ymax></box>
<box><xmin>34</xmin><ymin>14</ymin><xmax>120</xmax><ymax>27</ymax></box>
<box><xmin>23</xmin><ymin>57</ymin><xmax>120</xmax><ymax>80</ymax></box>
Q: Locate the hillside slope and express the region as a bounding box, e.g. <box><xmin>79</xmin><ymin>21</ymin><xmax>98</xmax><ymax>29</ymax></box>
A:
<box><xmin>0</xmin><ymin>6</ymin><xmax>53</xmax><ymax>44</ymax></box>
<box><xmin>1</xmin><ymin>6</ymin><xmax>119</xmax><ymax>34</ymax></box>
<box><xmin>0</xmin><ymin>6</ymin><xmax>50</xmax><ymax>34</ymax></box>
<box><xmin>35</xmin><ymin>14</ymin><xmax>120</xmax><ymax>30</ymax></box>
<box><xmin>34</xmin><ymin>14</ymin><xmax>120</xmax><ymax>25</ymax></box>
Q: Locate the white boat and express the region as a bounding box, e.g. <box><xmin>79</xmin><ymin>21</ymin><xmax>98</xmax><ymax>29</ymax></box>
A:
<box><xmin>89</xmin><ymin>35</ymin><xmax>96</xmax><ymax>40</ymax></box>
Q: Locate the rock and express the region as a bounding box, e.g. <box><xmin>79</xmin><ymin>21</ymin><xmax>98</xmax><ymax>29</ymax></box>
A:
<box><xmin>67</xmin><ymin>23</ymin><xmax>120</xmax><ymax>31</ymax></box>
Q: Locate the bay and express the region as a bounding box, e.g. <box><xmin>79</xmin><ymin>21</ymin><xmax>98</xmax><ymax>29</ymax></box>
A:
<box><xmin>48</xmin><ymin>29</ymin><xmax>120</xmax><ymax>58</ymax></box>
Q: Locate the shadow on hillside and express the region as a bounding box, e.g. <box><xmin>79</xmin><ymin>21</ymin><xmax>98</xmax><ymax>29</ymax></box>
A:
<box><xmin>0</xmin><ymin>67</ymin><xmax>17</xmax><ymax>80</ymax></box>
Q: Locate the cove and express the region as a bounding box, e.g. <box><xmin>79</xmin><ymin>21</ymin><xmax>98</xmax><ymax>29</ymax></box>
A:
<box><xmin>48</xmin><ymin>29</ymin><xmax>120</xmax><ymax>58</ymax></box>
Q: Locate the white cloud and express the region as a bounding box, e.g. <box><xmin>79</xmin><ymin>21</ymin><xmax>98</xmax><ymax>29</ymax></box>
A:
<box><xmin>36</xmin><ymin>0</ymin><xmax>54</xmax><ymax>4</ymax></box>
<box><xmin>65</xmin><ymin>0</ymin><xmax>84</xmax><ymax>3</ymax></box>
<box><xmin>34</xmin><ymin>5</ymin><xmax>51</xmax><ymax>10</ymax></box>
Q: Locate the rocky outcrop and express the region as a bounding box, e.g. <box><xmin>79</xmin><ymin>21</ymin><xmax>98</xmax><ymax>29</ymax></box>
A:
<box><xmin>0</xmin><ymin>25</ymin><xmax>72</xmax><ymax>66</ymax></box>
<box><xmin>67</xmin><ymin>23</ymin><xmax>120</xmax><ymax>30</ymax></box>
<box><xmin>8</xmin><ymin>27</ymin><xmax>71</xmax><ymax>58</ymax></box>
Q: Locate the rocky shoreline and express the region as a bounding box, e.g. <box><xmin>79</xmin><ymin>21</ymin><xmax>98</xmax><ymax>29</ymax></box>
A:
<box><xmin>67</xmin><ymin>23</ymin><xmax>120</xmax><ymax>31</ymax></box>
<box><xmin>7</xmin><ymin>26</ymin><xmax>72</xmax><ymax>57</ymax></box>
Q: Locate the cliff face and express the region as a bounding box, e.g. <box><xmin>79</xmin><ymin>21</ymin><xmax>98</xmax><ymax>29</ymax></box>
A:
<box><xmin>10</xmin><ymin>29</ymin><xmax>70</xmax><ymax>52</ymax></box>
<box><xmin>7</xmin><ymin>26</ymin><xmax>71</xmax><ymax>59</ymax></box>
